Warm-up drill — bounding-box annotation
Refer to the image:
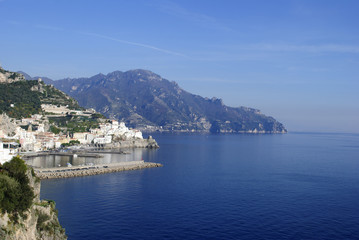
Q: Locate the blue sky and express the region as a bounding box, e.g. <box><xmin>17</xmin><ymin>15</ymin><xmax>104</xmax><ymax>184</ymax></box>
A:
<box><xmin>1</xmin><ymin>0</ymin><xmax>358</xmax><ymax>133</ymax></box>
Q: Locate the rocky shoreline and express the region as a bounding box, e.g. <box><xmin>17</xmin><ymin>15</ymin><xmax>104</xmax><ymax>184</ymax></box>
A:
<box><xmin>35</xmin><ymin>161</ymin><xmax>163</xmax><ymax>179</ymax></box>
<box><xmin>0</xmin><ymin>163</ymin><xmax>67</xmax><ymax>239</ymax></box>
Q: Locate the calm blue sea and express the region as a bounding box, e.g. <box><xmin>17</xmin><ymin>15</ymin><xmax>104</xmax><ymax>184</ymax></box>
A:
<box><xmin>40</xmin><ymin>133</ymin><xmax>359</xmax><ymax>240</ymax></box>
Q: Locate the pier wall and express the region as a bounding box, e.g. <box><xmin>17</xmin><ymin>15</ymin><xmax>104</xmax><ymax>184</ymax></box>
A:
<box><xmin>35</xmin><ymin>161</ymin><xmax>163</xmax><ymax>179</ymax></box>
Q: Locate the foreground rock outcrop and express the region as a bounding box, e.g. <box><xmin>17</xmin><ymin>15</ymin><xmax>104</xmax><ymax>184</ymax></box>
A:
<box><xmin>0</xmin><ymin>159</ymin><xmax>66</xmax><ymax>240</ymax></box>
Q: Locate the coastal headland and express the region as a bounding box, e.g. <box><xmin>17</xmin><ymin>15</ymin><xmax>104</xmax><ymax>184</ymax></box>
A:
<box><xmin>35</xmin><ymin>161</ymin><xmax>163</xmax><ymax>179</ymax></box>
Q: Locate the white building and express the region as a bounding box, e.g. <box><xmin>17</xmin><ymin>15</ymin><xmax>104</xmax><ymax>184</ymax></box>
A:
<box><xmin>73</xmin><ymin>132</ymin><xmax>95</xmax><ymax>144</ymax></box>
<box><xmin>16</xmin><ymin>127</ymin><xmax>37</xmax><ymax>151</ymax></box>
<box><xmin>0</xmin><ymin>141</ymin><xmax>20</xmax><ymax>164</ymax></box>
<box><xmin>93</xmin><ymin>135</ymin><xmax>112</xmax><ymax>144</ymax></box>
<box><xmin>91</xmin><ymin>120</ymin><xmax>143</xmax><ymax>141</ymax></box>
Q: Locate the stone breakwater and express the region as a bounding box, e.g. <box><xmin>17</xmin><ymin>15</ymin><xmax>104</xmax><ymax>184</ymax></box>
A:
<box><xmin>35</xmin><ymin>161</ymin><xmax>163</xmax><ymax>179</ymax></box>
<box><xmin>96</xmin><ymin>138</ymin><xmax>160</xmax><ymax>149</ymax></box>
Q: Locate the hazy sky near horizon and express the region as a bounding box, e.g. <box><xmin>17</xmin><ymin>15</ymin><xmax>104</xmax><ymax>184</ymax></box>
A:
<box><xmin>1</xmin><ymin>0</ymin><xmax>358</xmax><ymax>133</ymax></box>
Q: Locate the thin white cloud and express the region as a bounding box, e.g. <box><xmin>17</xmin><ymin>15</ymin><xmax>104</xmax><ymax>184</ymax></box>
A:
<box><xmin>6</xmin><ymin>20</ymin><xmax>21</xmax><ymax>25</ymax></box>
<box><xmin>189</xmin><ymin>42</ymin><xmax>359</xmax><ymax>63</ymax></box>
<box><xmin>78</xmin><ymin>31</ymin><xmax>186</xmax><ymax>57</ymax></box>
<box><xmin>182</xmin><ymin>76</ymin><xmax>240</xmax><ymax>84</ymax></box>
<box><xmin>35</xmin><ymin>24</ymin><xmax>64</xmax><ymax>31</ymax></box>
<box><xmin>240</xmin><ymin>43</ymin><xmax>359</xmax><ymax>54</ymax></box>
<box><xmin>157</xmin><ymin>1</ymin><xmax>232</xmax><ymax>32</ymax></box>
<box><xmin>10</xmin><ymin>20</ymin><xmax>186</xmax><ymax>57</ymax></box>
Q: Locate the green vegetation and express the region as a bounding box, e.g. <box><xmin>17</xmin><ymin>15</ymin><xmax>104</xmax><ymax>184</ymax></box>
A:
<box><xmin>0</xmin><ymin>157</ymin><xmax>35</xmax><ymax>222</ymax></box>
<box><xmin>35</xmin><ymin>199</ymin><xmax>56</xmax><ymax>208</ymax></box>
<box><xmin>0</xmin><ymin>68</ymin><xmax>24</xmax><ymax>80</ymax></box>
<box><xmin>35</xmin><ymin>199</ymin><xmax>65</xmax><ymax>236</ymax></box>
<box><xmin>91</xmin><ymin>113</ymin><xmax>106</xmax><ymax>119</ymax></box>
<box><xmin>35</xmin><ymin>209</ymin><xmax>65</xmax><ymax>236</ymax></box>
<box><xmin>0</xmin><ymin>153</ymin><xmax>66</xmax><ymax>238</ymax></box>
<box><xmin>50</xmin><ymin>125</ymin><xmax>61</xmax><ymax>134</ymax></box>
<box><xmin>0</xmin><ymin>77</ymin><xmax>82</xmax><ymax>119</ymax></box>
<box><xmin>36</xmin><ymin>210</ymin><xmax>51</xmax><ymax>231</ymax></box>
<box><xmin>0</xmin><ymin>74</ymin><xmax>105</xmax><ymax>134</ymax></box>
<box><xmin>49</xmin><ymin>115</ymin><xmax>100</xmax><ymax>133</ymax></box>
<box><xmin>0</xmin><ymin>80</ymin><xmax>42</xmax><ymax>118</ymax></box>
<box><xmin>61</xmin><ymin>140</ymin><xmax>80</xmax><ymax>147</ymax></box>
<box><xmin>40</xmin><ymin>84</ymin><xmax>82</xmax><ymax>110</ymax></box>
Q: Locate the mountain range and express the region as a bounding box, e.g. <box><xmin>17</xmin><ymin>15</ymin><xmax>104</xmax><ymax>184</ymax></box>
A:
<box><xmin>20</xmin><ymin>69</ymin><xmax>287</xmax><ymax>133</ymax></box>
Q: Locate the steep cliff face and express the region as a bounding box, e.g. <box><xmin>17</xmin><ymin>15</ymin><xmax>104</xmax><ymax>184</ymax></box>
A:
<box><xmin>0</xmin><ymin>164</ymin><xmax>66</xmax><ymax>240</ymax></box>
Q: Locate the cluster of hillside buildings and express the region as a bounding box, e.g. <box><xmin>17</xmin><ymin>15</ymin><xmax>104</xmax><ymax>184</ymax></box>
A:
<box><xmin>0</xmin><ymin>112</ymin><xmax>143</xmax><ymax>164</ymax></box>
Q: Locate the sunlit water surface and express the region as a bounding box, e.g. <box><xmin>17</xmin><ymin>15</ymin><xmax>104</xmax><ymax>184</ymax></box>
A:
<box><xmin>41</xmin><ymin>133</ymin><xmax>359</xmax><ymax>239</ymax></box>
<box><xmin>27</xmin><ymin>148</ymin><xmax>144</xmax><ymax>168</ymax></box>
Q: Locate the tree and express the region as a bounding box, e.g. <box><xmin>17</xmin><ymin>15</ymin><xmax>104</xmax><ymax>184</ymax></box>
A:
<box><xmin>0</xmin><ymin>157</ymin><xmax>35</xmax><ymax>220</ymax></box>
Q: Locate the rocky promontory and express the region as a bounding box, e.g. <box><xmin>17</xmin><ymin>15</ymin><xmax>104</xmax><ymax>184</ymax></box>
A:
<box><xmin>0</xmin><ymin>158</ymin><xmax>66</xmax><ymax>240</ymax></box>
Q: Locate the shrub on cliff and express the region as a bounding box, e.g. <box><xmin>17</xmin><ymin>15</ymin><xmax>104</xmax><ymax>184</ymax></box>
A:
<box><xmin>0</xmin><ymin>157</ymin><xmax>34</xmax><ymax>220</ymax></box>
<box><xmin>0</xmin><ymin>80</ymin><xmax>42</xmax><ymax>119</ymax></box>
<box><xmin>0</xmin><ymin>174</ymin><xmax>20</xmax><ymax>213</ymax></box>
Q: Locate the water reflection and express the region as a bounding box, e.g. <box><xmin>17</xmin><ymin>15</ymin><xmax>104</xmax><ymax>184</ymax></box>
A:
<box><xmin>26</xmin><ymin>148</ymin><xmax>146</xmax><ymax>168</ymax></box>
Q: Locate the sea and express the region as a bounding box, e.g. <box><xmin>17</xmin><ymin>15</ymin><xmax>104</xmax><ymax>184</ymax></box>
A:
<box><xmin>39</xmin><ymin>132</ymin><xmax>359</xmax><ymax>240</ymax></box>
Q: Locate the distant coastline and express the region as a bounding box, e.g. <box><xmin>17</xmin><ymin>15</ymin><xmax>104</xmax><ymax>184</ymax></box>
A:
<box><xmin>140</xmin><ymin>128</ymin><xmax>287</xmax><ymax>134</ymax></box>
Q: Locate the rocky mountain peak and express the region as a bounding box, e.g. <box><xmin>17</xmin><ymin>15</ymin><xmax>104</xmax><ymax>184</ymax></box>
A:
<box><xmin>41</xmin><ymin>69</ymin><xmax>287</xmax><ymax>133</ymax></box>
<box><xmin>15</xmin><ymin>68</ymin><xmax>287</xmax><ymax>133</ymax></box>
<box><xmin>124</xmin><ymin>69</ymin><xmax>163</xmax><ymax>82</ymax></box>
<box><xmin>0</xmin><ymin>67</ymin><xmax>26</xmax><ymax>83</ymax></box>
<box><xmin>104</xmin><ymin>71</ymin><xmax>122</xmax><ymax>82</ymax></box>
